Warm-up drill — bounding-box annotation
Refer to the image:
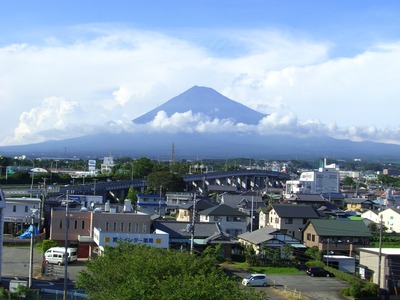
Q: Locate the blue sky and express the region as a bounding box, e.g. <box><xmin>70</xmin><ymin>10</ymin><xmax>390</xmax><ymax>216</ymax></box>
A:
<box><xmin>1</xmin><ymin>1</ymin><xmax>400</xmax><ymax>147</ymax></box>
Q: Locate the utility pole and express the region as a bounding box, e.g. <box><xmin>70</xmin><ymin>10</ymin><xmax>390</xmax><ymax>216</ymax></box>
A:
<box><xmin>190</xmin><ymin>193</ymin><xmax>196</xmax><ymax>254</ymax></box>
<box><xmin>378</xmin><ymin>214</ymin><xmax>383</xmax><ymax>298</ymax></box>
<box><xmin>28</xmin><ymin>209</ymin><xmax>38</xmax><ymax>288</ymax></box>
<box><xmin>63</xmin><ymin>192</ymin><xmax>74</xmax><ymax>300</ymax></box>
<box><xmin>250</xmin><ymin>196</ymin><xmax>254</xmax><ymax>232</ymax></box>
<box><xmin>40</xmin><ymin>177</ymin><xmax>47</xmax><ymax>232</ymax></box>
<box><xmin>93</xmin><ymin>179</ymin><xmax>97</xmax><ymax>195</ymax></box>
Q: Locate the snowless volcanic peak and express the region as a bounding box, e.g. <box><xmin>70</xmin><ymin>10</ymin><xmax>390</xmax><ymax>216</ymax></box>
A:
<box><xmin>132</xmin><ymin>85</ymin><xmax>267</xmax><ymax>125</ymax></box>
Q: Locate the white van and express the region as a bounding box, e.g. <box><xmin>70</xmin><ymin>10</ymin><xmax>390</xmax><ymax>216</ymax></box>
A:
<box><xmin>44</xmin><ymin>247</ymin><xmax>78</xmax><ymax>265</ymax></box>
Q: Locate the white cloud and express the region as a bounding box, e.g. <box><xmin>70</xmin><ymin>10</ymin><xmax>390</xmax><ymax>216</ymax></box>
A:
<box><xmin>1</xmin><ymin>27</ymin><xmax>400</xmax><ymax>147</ymax></box>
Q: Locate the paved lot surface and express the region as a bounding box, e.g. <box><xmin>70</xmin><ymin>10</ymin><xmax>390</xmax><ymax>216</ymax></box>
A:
<box><xmin>1</xmin><ymin>246</ymin><xmax>85</xmax><ymax>282</ymax></box>
<box><xmin>2</xmin><ymin>248</ymin><xmax>350</xmax><ymax>300</ymax></box>
<box><xmin>234</xmin><ymin>271</ymin><xmax>349</xmax><ymax>300</ymax></box>
<box><xmin>1</xmin><ymin>246</ymin><xmax>43</xmax><ymax>278</ymax></box>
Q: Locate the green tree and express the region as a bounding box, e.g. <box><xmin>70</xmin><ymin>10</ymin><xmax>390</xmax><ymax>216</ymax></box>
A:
<box><xmin>305</xmin><ymin>246</ymin><xmax>322</xmax><ymax>261</ymax></box>
<box><xmin>76</xmin><ymin>243</ymin><xmax>263</xmax><ymax>300</ymax></box>
<box><xmin>126</xmin><ymin>186</ymin><xmax>138</xmax><ymax>206</ymax></box>
<box><xmin>343</xmin><ymin>176</ymin><xmax>355</xmax><ymax>187</ymax></box>
<box><xmin>134</xmin><ymin>157</ymin><xmax>154</xmax><ymax>178</ymax></box>
<box><xmin>42</xmin><ymin>239</ymin><xmax>59</xmax><ymax>253</ymax></box>
<box><xmin>146</xmin><ymin>171</ymin><xmax>185</xmax><ymax>194</ymax></box>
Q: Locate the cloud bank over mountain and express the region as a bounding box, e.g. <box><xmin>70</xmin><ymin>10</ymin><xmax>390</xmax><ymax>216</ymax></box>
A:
<box><xmin>1</xmin><ymin>27</ymin><xmax>400</xmax><ymax>147</ymax></box>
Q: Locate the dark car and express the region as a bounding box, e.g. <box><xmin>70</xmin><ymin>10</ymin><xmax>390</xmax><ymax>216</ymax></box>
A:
<box><xmin>306</xmin><ymin>267</ymin><xmax>333</xmax><ymax>277</ymax></box>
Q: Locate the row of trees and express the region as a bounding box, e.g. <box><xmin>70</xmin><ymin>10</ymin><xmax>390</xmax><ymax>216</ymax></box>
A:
<box><xmin>2</xmin><ymin>155</ymin><xmax>400</xmax><ymax>191</ymax></box>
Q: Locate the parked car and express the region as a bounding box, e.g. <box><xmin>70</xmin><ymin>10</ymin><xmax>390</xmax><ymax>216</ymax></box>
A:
<box><xmin>306</xmin><ymin>267</ymin><xmax>333</xmax><ymax>277</ymax></box>
<box><xmin>241</xmin><ymin>274</ymin><xmax>268</xmax><ymax>287</ymax></box>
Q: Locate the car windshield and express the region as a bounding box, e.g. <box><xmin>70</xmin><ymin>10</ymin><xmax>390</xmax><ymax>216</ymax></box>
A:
<box><xmin>245</xmin><ymin>275</ymin><xmax>253</xmax><ymax>280</ymax></box>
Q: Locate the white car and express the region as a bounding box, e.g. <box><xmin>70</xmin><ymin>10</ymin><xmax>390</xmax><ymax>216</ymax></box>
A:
<box><xmin>241</xmin><ymin>273</ymin><xmax>268</xmax><ymax>287</ymax></box>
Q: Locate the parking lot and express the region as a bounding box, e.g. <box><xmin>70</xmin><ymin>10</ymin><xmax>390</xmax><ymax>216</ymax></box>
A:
<box><xmin>234</xmin><ymin>271</ymin><xmax>349</xmax><ymax>300</ymax></box>
<box><xmin>2</xmin><ymin>247</ymin><xmax>349</xmax><ymax>300</ymax></box>
<box><xmin>1</xmin><ymin>246</ymin><xmax>86</xmax><ymax>282</ymax></box>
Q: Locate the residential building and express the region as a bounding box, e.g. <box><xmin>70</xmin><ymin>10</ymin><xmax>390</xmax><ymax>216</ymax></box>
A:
<box><xmin>3</xmin><ymin>197</ymin><xmax>41</xmax><ymax>235</ymax></box>
<box><xmin>220</xmin><ymin>192</ymin><xmax>266</xmax><ymax>231</ymax></box>
<box><xmin>302</xmin><ymin>219</ymin><xmax>372</xmax><ymax>256</ymax></box>
<box><xmin>296</xmin><ymin>160</ymin><xmax>340</xmax><ymax>194</ymax></box>
<box><xmin>165</xmin><ymin>192</ymin><xmax>193</xmax><ymax>215</ymax></box>
<box><xmin>0</xmin><ymin>188</ymin><xmax>7</xmax><ymax>280</ymax></box>
<box><xmin>258</xmin><ymin>207</ymin><xmax>268</xmax><ymax>229</ymax></box>
<box><xmin>378</xmin><ymin>208</ymin><xmax>400</xmax><ymax>233</ymax></box>
<box><xmin>100</xmin><ymin>156</ymin><xmax>115</xmax><ymax>175</ymax></box>
<box><xmin>267</xmin><ymin>204</ymin><xmax>320</xmax><ymax>240</ymax></box>
<box><xmin>176</xmin><ymin>197</ymin><xmax>217</xmax><ymax>222</ymax></box>
<box><xmin>321</xmin><ymin>192</ymin><xmax>346</xmax><ymax>209</ymax></box>
<box><xmin>49</xmin><ymin>206</ymin><xmax>153</xmax><ymax>257</ymax></box>
<box><xmin>345</xmin><ymin>198</ymin><xmax>375</xmax><ymax>212</ymax></box>
<box><xmin>136</xmin><ymin>193</ymin><xmax>166</xmax><ymax>215</ymax></box>
<box><xmin>284</xmin><ymin>193</ymin><xmax>328</xmax><ymax>208</ymax></box>
<box><xmin>316</xmin><ymin>203</ymin><xmax>346</xmax><ymax>219</ymax></box>
<box><xmin>359</xmin><ymin>248</ymin><xmax>400</xmax><ymax>295</ymax></box>
<box><xmin>361</xmin><ymin>210</ymin><xmax>381</xmax><ymax>224</ymax></box>
<box><xmin>153</xmin><ymin>220</ymin><xmax>236</xmax><ymax>258</ymax></box>
<box><xmin>237</xmin><ymin>225</ymin><xmax>306</xmax><ymax>256</ymax></box>
<box><xmin>199</xmin><ymin>204</ymin><xmax>249</xmax><ymax>237</ymax></box>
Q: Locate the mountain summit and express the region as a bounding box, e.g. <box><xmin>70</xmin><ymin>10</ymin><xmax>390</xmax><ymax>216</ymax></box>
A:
<box><xmin>132</xmin><ymin>85</ymin><xmax>267</xmax><ymax>125</ymax></box>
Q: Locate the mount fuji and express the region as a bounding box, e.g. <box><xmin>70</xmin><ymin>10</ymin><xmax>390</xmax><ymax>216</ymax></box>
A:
<box><xmin>1</xmin><ymin>86</ymin><xmax>400</xmax><ymax>160</ymax></box>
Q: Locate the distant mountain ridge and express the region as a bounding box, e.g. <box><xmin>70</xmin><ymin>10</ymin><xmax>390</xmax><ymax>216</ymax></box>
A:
<box><xmin>133</xmin><ymin>85</ymin><xmax>267</xmax><ymax>125</ymax></box>
<box><xmin>1</xmin><ymin>85</ymin><xmax>400</xmax><ymax>160</ymax></box>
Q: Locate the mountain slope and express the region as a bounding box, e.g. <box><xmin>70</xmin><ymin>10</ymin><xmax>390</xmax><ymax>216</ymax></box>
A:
<box><xmin>133</xmin><ymin>85</ymin><xmax>267</xmax><ymax>125</ymax></box>
<box><xmin>1</xmin><ymin>85</ymin><xmax>400</xmax><ymax>160</ymax></box>
<box><xmin>2</xmin><ymin>131</ymin><xmax>400</xmax><ymax>161</ymax></box>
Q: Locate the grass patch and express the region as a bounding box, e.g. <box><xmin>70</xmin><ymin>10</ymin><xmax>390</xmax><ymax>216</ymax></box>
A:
<box><xmin>221</xmin><ymin>261</ymin><xmax>304</xmax><ymax>275</ymax></box>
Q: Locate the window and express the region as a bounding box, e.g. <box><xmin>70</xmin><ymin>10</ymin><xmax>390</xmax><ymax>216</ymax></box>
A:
<box><xmin>121</xmin><ymin>223</ymin><xmax>124</xmax><ymax>232</ymax></box>
<box><xmin>82</xmin><ymin>220</ymin><xmax>85</xmax><ymax>230</ymax></box>
<box><xmin>285</xmin><ymin>218</ymin><xmax>293</xmax><ymax>224</ymax></box>
<box><xmin>74</xmin><ymin>220</ymin><xmax>77</xmax><ymax>229</ymax></box>
<box><xmin>25</xmin><ymin>206</ymin><xmax>28</xmax><ymax>213</ymax></box>
<box><xmin>135</xmin><ymin>223</ymin><xmax>139</xmax><ymax>232</ymax></box>
<box><xmin>142</xmin><ymin>224</ymin><xmax>147</xmax><ymax>232</ymax></box>
<box><xmin>13</xmin><ymin>205</ymin><xmax>16</xmax><ymax>213</ymax></box>
<box><xmin>113</xmin><ymin>222</ymin><xmax>117</xmax><ymax>231</ymax></box>
<box><xmin>106</xmin><ymin>222</ymin><xmax>109</xmax><ymax>231</ymax></box>
<box><xmin>128</xmin><ymin>222</ymin><xmax>131</xmax><ymax>232</ymax></box>
<box><xmin>227</xmin><ymin>216</ymin><xmax>241</xmax><ymax>222</ymax></box>
<box><xmin>307</xmin><ymin>233</ymin><xmax>311</xmax><ymax>241</ymax></box>
<box><xmin>312</xmin><ymin>234</ymin><xmax>315</xmax><ymax>242</ymax></box>
<box><xmin>59</xmin><ymin>220</ymin><xmax>63</xmax><ymax>229</ymax></box>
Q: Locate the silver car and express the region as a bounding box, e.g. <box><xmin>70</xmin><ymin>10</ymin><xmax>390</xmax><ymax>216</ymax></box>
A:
<box><xmin>241</xmin><ymin>273</ymin><xmax>268</xmax><ymax>287</ymax></box>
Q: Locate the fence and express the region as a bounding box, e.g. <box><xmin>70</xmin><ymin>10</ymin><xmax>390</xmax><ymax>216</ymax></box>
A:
<box><xmin>269</xmin><ymin>279</ymin><xmax>309</xmax><ymax>300</ymax></box>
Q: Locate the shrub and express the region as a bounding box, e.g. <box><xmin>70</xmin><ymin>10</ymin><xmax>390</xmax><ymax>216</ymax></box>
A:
<box><xmin>305</xmin><ymin>260</ymin><xmax>325</xmax><ymax>268</ymax></box>
<box><xmin>42</xmin><ymin>239</ymin><xmax>59</xmax><ymax>253</ymax></box>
